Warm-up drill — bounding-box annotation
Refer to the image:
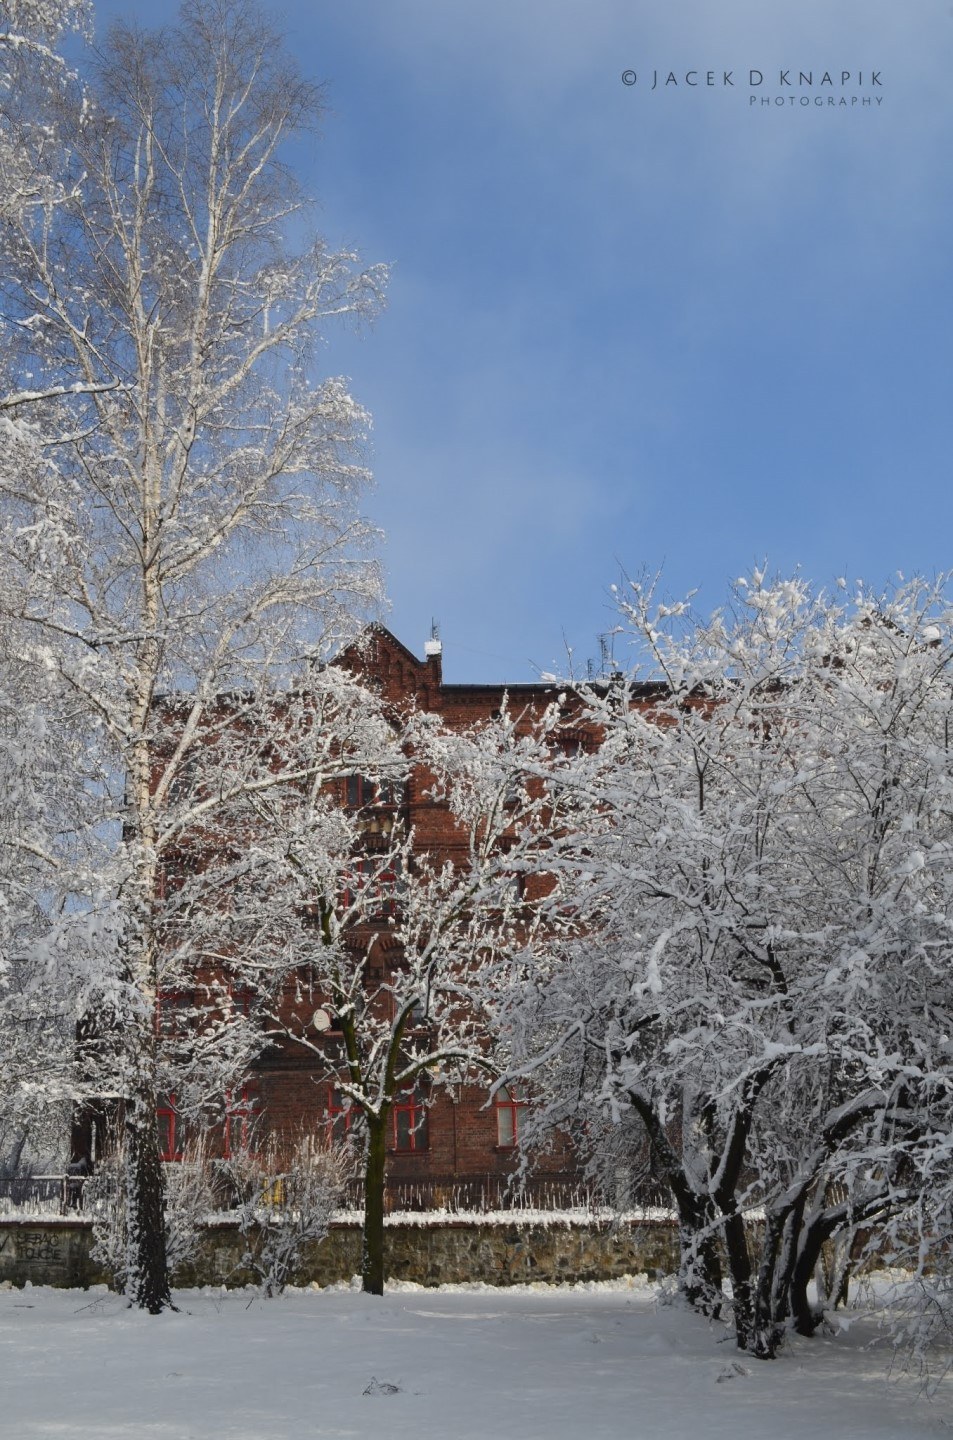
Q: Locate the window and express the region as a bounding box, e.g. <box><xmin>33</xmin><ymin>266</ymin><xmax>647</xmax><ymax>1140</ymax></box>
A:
<box><xmin>166</xmin><ymin>751</ymin><xmax>200</xmax><ymax>803</ymax></box>
<box><xmin>327</xmin><ymin>1087</ymin><xmax>355</xmax><ymax>1144</ymax></box>
<box><xmin>391</xmin><ymin>990</ymin><xmax>427</xmax><ymax>1031</ymax></box>
<box><xmin>227</xmin><ymin>982</ymin><xmax>256</xmax><ymax>1027</ymax></box>
<box><xmin>501</xmin><ymin>873</ymin><xmax>524</xmax><ymax>904</ymax></box>
<box><xmin>346</xmin><ymin>775</ymin><xmax>403</xmax><ymax>847</ymax></box>
<box><xmin>502</xmin><ymin>773</ymin><xmax>522</xmax><ymax>806</ymax></box>
<box><xmin>156</xmin><ymin>990</ymin><xmax>195</xmax><ymax>1039</ymax></box>
<box><xmin>345</xmin><ymin>775</ymin><xmax>404</xmax><ymax>812</ymax></box>
<box><xmin>346</xmin><ymin>774</ymin><xmax>375</xmax><ymax>809</ymax></box>
<box><xmin>341</xmin><ymin>856</ymin><xmax>404</xmax><ymax>918</ymax></box>
<box><xmin>494</xmin><ymin>1086</ymin><xmax>524</xmax><ymax>1148</ymax></box>
<box><xmin>157</xmin><ymin>1094</ymin><xmax>184</xmax><ymax>1161</ymax></box>
<box><xmin>224</xmin><ymin>1084</ymin><xmax>256</xmax><ymax>1158</ymax></box>
<box><xmin>392</xmin><ymin>1086</ymin><xmax>429</xmax><ymax>1153</ymax></box>
<box><xmin>556</xmin><ymin>729</ymin><xmax>587</xmax><ymax>759</ymax></box>
<box><xmin>373</xmin><ymin>859</ymin><xmax>402</xmax><ymax>914</ymax></box>
<box><xmin>407</xmin><ymin>997</ymin><xmax>427</xmax><ymax>1030</ymax></box>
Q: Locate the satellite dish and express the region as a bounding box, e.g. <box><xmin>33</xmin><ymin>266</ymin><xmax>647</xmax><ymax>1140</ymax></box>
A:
<box><xmin>312</xmin><ymin>1008</ymin><xmax>332</xmax><ymax>1033</ymax></box>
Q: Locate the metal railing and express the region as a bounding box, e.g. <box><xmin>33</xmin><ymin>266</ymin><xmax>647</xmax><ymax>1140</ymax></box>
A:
<box><xmin>0</xmin><ymin>1170</ymin><xmax>671</xmax><ymax>1218</ymax></box>
<box><xmin>341</xmin><ymin>1172</ymin><xmax>671</xmax><ymax>1215</ymax></box>
<box><xmin>0</xmin><ymin>1174</ymin><xmax>84</xmax><ymax>1213</ymax></box>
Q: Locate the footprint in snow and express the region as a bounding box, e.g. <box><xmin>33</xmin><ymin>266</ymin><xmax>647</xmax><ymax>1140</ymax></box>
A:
<box><xmin>363</xmin><ymin>1377</ymin><xmax>402</xmax><ymax>1396</ymax></box>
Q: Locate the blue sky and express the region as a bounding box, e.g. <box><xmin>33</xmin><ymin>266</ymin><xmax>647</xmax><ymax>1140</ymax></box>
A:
<box><xmin>88</xmin><ymin>0</ymin><xmax>953</xmax><ymax>681</ymax></box>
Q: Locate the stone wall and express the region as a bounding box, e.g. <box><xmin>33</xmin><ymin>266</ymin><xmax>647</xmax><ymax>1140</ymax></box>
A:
<box><xmin>0</xmin><ymin>1220</ymin><xmax>103</xmax><ymax>1289</ymax></box>
<box><xmin>0</xmin><ymin>1216</ymin><xmax>678</xmax><ymax>1290</ymax></box>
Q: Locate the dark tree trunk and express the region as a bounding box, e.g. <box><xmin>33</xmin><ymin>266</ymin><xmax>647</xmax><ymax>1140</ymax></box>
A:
<box><xmin>723</xmin><ymin>1211</ymin><xmax>754</xmax><ymax>1351</ymax></box>
<box><xmin>789</xmin><ymin>1217</ymin><xmax>829</xmax><ymax>1337</ymax></box>
<box><xmin>626</xmin><ymin>1091</ymin><xmax>724</xmax><ymax>1319</ymax></box>
<box><xmin>747</xmin><ymin>1190</ymin><xmax>812</xmax><ymax>1359</ymax></box>
<box><xmin>124</xmin><ymin>1098</ymin><xmax>171</xmax><ymax>1314</ymax></box>
<box><xmin>749</xmin><ymin>1211</ymin><xmax>788</xmax><ymax>1358</ymax></box>
<box><xmin>791</xmin><ymin>1210</ymin><xmax>866</xmax><ymax>1335</ymax></box>
<box><xmin>361</xmin><ymin>1116</ymin><xmax>388</xmax><ymax>1295</ymax></box>
<box><xmin>676</xmin><ymin>1197</ymin><xmax>724</xmax><ymax>1319</ymax></box>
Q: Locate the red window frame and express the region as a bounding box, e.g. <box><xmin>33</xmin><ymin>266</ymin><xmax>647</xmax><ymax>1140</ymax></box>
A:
<box><xmin>224</xmin><ymin>1083</ymin><xmax>257</xmax><ymax>1159</ymax></box>
<box><xmin>341</xmin><ymin>857</ymin><xmax>402</xmax><ymax>917</ymax></box>
<box><xmin>392</xmin><ymin>1086</ymin><xmax>429</xmax><ymax>1153</ymax></box>
<box><xmin>156</xmin><ymin>989</ymin><xmax>195</xmax><ymax>1040</ymax></box>
<box><xmin>327</xmin><ymin>1087</ymin><xmax>355</xmax><ymax>1145</ymax></box>
<box><xmin>494</xmin><ymin>1085</ymin><xmax>524</xmax><ymax>1148</ymax></box>
<box><xmin>157</xmin><ymin>1093</ymin><xmax>183</xmax><ymax>1162</ymax></box>
<box><xmin>227</xmin><ymin>981</ymin><xmax>255</xmax><ymax>1023</ymax></box>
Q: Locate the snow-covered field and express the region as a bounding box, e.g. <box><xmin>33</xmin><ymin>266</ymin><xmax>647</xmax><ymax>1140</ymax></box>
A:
<box><xmin>0</xmin><ymin>1277</ymin><xmax>946</xmax><ymax>1440</ymax></box>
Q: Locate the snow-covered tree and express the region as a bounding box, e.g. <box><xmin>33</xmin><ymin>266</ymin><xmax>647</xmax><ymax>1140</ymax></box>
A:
<box><xmin>0</xmin><ymin>645</ymin><xmax>76</xmax><ymax>1170</ymax></box>
<box><xmin>0</xmin><ymin>0</ymin><xmax>385</xmax><ymax>1311</ymax></box>
<box><xmin>0</xmin><ymin>0</ymin><xmax>93</xmax><ymax>1176</ymax></box>
<box><xmin>504</xmin><ymin>572</ymin><xmax>953</xmax><ymax>1358</ymax></box>
<box><xmin>0</xmin><ymin>0</ymin><xmax>90</xmax><ymax>221</ymax></box>
<box><xmin>194</xmin><ymin>694</ymin><xmax>573</xmax><ymax>1294</ymax></box>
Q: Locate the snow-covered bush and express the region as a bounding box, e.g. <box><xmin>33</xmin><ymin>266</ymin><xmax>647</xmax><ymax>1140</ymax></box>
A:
<box><xmin>220</xmin><ymin>1135</ymin><xmax>351</xmax><ymax>1296</ymax></box>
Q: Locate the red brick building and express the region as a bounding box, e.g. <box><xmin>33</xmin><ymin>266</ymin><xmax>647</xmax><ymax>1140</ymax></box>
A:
<box><xmin>239</xmin><ymin>624</ymin><xmax>587</xmax><ymax>1209</ymax></box>
<box><xmin>71</xmin><ymin>625</ymin><xmax>592</xmax><ymax>1209</ymax></box>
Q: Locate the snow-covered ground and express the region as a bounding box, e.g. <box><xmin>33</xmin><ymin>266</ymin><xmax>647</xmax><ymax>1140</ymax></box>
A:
<box><xmin>0</xmin><ymin>1276</ymin><xmax>945</xmax><ymax>1440</ymax></box>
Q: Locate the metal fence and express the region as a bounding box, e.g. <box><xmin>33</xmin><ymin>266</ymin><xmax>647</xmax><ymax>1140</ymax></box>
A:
<box><xmin>0</xmin><ymin>1175</ymin><xmax>77</xmax><ymax>1213</ymax></box>
<box><xmin>1</xmin><ymin>1169</ymin><xmax>670</xmax><ymax>1217</ymax></box>
<box><xmin>341</xmin><ymin>1171</ymin><xmax>671</xmax><ymax>1215</ymax></box>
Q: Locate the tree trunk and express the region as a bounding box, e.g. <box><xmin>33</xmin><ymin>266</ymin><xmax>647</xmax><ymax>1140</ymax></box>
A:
<box><xmin>748</xmin><ymin>1199</ymin><xmax>811</xmax><ymax>1360</ymax></box>
<box><xmin>790</xmin><ymin>1206</ymin><xmax>860</xmax><ymax>1337</ymax></box>
<box><xmin>789</xmin><ymin>1217</ymin><xmax>828</xmax><ymax>1337</ymax></box>
<box><xmin>361</xmin><ymin>1115</ymin><xmax>388</xmax><ymax>1295</ymax></box>
<box><xmin>124</xmin><ymin>1096</ymin><xmax>171</xmax><ymax>1314</ymax></box>
<box><xmin>722</xmin><ymin>1211</ymin><xmax>754</xmax><ymax>1350</ymax></box>
<box><xmin>676</xmin><ymin>1197</ymin><xmax>723</xmax><ymax>1318</ymax></box>
<box><xmin>627</xmin><ymin>1091</ymin><xmax>724</xmax><ymax>1319</ymax></box>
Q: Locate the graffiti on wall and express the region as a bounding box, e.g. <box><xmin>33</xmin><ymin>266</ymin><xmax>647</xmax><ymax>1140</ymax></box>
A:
<box><xmin>16</xmin><ymin>1231</ymin><xmax>64</xmax><ymax>1264</ymax></box>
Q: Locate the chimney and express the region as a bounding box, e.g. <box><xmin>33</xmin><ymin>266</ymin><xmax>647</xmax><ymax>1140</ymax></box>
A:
<box><xmin>424</xmin><ymin>637</ymin><xmax>443</xmax><ymax>687</ymax></box>
<box><xmin>424</xmin><ymin>623</ymin><xmax>443</xmax><ymax>688</ymax></box>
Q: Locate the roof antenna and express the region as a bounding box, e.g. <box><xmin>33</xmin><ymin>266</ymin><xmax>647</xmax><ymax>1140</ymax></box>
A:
<box><xmin>425</xmin><ymin>619</ymin><xmax>442</xmax><ymax>658</ymax></box>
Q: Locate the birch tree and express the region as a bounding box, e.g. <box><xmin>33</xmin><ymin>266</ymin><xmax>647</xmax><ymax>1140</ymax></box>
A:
<box><xmin>0</xmin><ymin>0</ymin><xmax>385</xmax><ymax>1311</ymax></box>
<box><xmin>0</xmin><ymin>0</ymin><xmax>90</xmax><ymax>220</ymax></box>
